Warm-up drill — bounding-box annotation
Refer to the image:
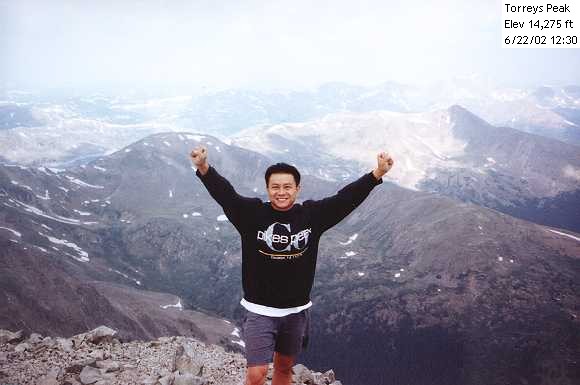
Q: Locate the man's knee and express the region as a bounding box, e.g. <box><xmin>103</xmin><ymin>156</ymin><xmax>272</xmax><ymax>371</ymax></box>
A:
<box><xmin>273</xmin><ymin>352</ymin><xmax>295</xmax><ymax>374</ymax></box>
<box><xmin>246</xmin><ymin>364</ymin><xmax>268</xmax><ymax>385</ymax></box>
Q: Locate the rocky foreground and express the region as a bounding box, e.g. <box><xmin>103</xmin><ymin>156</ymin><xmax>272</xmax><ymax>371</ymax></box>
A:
<box><xmin>0</xmin><ymin>327</ymin><xmax>342</xmax><ymax>385</ymax></box>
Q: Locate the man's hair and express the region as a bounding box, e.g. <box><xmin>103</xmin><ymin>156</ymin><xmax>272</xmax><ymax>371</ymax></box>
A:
<box><xmin>265</xmin><ymin>163</ymin><xmax>301</xmax><ymax>186</ymax></box>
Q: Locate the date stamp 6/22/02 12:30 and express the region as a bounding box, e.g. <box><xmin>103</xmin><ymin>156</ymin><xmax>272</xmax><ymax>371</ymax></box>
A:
<box><xmin>502</xmin><ymin>0</ymin><xmax>580</xmax><ymax>47</ymax></box>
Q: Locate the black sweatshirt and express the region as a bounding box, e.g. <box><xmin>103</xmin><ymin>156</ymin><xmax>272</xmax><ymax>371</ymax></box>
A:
<box><xmin>196</xmin><ymin>166</ymin><xmax>382</xmax><ymax>309</ymax></box>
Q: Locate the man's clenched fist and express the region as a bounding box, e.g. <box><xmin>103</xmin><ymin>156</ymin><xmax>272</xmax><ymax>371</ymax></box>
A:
<box><xmin>190</xmin><ymin>146</ymin><xmax>209</xmax><ymax>175</ymax></box>
<box><xmin>372</xmin><ymin>152</ymin><xmax>394</xmax><ymax>180</ymax></box>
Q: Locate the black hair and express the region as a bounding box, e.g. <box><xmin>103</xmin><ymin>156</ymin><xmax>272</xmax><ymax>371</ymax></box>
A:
<box><xmin>264</xmin><ymin>163</ymin><xmax>301</xmax><ymax>186</ymax></box>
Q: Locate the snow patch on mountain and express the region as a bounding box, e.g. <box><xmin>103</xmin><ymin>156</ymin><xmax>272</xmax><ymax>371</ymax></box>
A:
<box><xmin>562</xmin><ymin>165</ymin><xmax>580</xmax><ymax>181</ymax></box>
<box><xmin>111</xmin><ymin>95</ymin><xmax>192</xmax><ymax>110</ymax></box>
<box><xmin>232</xmin><ymin>340</ymin><xmax>246</xmax><ymax>348</ymax></box>
<box><xmin>65</xmin><ymin>176</ymin><xmax>104</xmax><ymax>189</ymax></box>
<box><xmin>160</xmin><ymin>298</ymin><xmax>183</xmax><ymax>310</ymax></box>
<box><xmin>40</xmin><ymin>233</ymin><xmax>89</xmax><ymax>262</ymax></box>
<box><xmin>186</xmin><ymin>134</ymin><xmax>204</xmax><ymax>141</ymax></box>
<box><xmin>5</xmin><ymin>199</ymin><xmax>97</xmax><ymax>226</ymax></box>
<box><xmin>73</xmin><ymin>209</ymin><xmax>92</xmax><ymax>216</ymax></box>
<box><xmin>0</xmin><ymin>226</ymin><xmax>22</xmax><ymax>238</ymax></box>
<box><xmin>34</xmin><ymin>245</ymin><xmax>48</xmax><ymax>253</ymax></box>
<box><xmin>229</xmin><ymin>327</ymin><xmax>245</xmax><ymax>347</ymax></box>
<box><xmin>110</xmin><ymin>268</ymin><xmax>142</xmax><ymax>286</ymax></box>
<box><xmin>340</xmin><ymin>233</ymin><xmax>359</xmax><ymax>245</ymax></box>
<box><xmin>10</xmin><ymin>180</ymin><xmax>33</xmax><ymax>191</ymax></box>
<box><xmin>36</xmin><ymin>190</ymin><xmax>50</xmax><ymax>200</ymax></box>
<box><xmin>548</xmin><ymin>229</ymin><xmax>580</xmax><ymax>243</ymax></box>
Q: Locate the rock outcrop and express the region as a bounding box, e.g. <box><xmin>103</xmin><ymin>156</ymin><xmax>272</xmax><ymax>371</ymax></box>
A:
<box><xmin>0</xmin><ymin>326</ymin><xmax>342</xmax><ymax>385</ymax></box>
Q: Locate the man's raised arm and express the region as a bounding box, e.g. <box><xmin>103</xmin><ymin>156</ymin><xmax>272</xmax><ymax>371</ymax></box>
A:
<box><xmin>305</xmin><ymin>151</ymin><xmax>394</xmax><ymax>233</ymax></box>
<box><xmin>190</xmin><ymin>146</ymin><xmax>259</xmax><ymax>228</ymax></box>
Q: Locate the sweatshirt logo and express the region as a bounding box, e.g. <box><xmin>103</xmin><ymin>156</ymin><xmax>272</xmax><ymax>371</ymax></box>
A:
<box><xmin>257</xmin><ymin>222</ymin><xmax>311</xmax><ymax>259</ymax></box>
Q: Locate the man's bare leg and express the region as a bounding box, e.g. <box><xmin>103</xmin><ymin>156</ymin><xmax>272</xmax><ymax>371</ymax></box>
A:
<box><xmin>245</xmin><ymin>364</ymin><xmax>268</xmax><ymax>385</ymax></box>
<box><xmin>272</xmin><ymin>352</ymin><xmax>295</xmax><ymax>385</ymax></box>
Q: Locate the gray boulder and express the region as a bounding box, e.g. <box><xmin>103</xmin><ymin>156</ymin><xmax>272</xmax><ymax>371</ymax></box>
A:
<box><xmin>174</xmin><ymin>343</ymin><xmax>204</xmax><ymax>376</ymax></box>
<box><xmin>14</xmin><ymin>342</ymin><xmax>31</xmax><ymax>353</ymax></box>
<box><xmin>0</xmin><ymin>329</ymin><xmax>23</xmax><ymax>344</ymax></box>
<box><xmin>79</xmin><ymin>366</ymin><xmax>102</xmax><ymax>384</ymax></box>
<box><xmin>173</xmin><ymin>372</ymin><xmax>208</xmax><ymax>385</ymax></box>
<box><xmin>28</xmin><ymin>332</ymin><xmax>44</xmax><ymax>344</ymax></box>
<box><xmin>95</xmin><ymin>359</ymin><xmax>121</xmax><ymax>372</ymax></box>
<box><xmin>86</xmin><ymin>326</ymin><xmax>118</xmax><ymax>345</ymax></box>
<box><xmin>36</xmin><ymin>367</ymin><xmax>61</xmax><ymax>385</ymax></box>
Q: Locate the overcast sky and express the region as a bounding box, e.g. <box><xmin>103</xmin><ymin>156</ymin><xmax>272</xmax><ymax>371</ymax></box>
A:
<box><xmin>1</xmin><ymin>0</ymin><xmax>579</xmax><ymax>90</ymax></box>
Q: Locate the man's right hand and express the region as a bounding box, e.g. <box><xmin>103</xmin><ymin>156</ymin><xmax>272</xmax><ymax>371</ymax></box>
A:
<box><xmin>190</xmin><ymin>146</ymin><xmax>209</xmax><ymax>175</ymax></box>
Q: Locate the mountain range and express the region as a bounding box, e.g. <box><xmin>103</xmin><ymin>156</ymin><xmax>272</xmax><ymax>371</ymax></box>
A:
<box><xmin>233</xmin><ymin>105</ymin><xmax>580</xmax><ymax>233</ymax></box>
<box><xmin>1</xmin><ymin>80</ymin><xmax>579</xmax><ymax>166</ymax></box>
<box><xmin>1</xmin><ymin>129</ymin><xmax>578</xmax><ymax>385</ymax></box>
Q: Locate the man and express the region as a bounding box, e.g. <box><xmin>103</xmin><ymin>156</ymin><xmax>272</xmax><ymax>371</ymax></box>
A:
<box><xmin>190</xmin><ymin>146</ymin><xmax>394</xmax><ymax>385</ymax></box>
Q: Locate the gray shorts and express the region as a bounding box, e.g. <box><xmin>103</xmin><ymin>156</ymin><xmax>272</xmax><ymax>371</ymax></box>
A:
<box><xmin>241</xmin><ymin>308</ymin><xmax>311</xmax><ymax>366</ymax></box>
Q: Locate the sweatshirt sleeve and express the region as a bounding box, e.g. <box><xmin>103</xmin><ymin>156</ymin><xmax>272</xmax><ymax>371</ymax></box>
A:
<box><xmin>195</xmin><ymin>166</ymin><xmax>260</xmax><ymax>228</ymax></box>
<box><xmin>303</xmin><ymin>172</ymin><xmax>382</xmax><ymax>233</ymax></box>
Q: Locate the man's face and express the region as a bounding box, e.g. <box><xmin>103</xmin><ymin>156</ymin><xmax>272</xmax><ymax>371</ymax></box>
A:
<box><xmin>267</xmin><ymin>173</ymin><xmax>300</xmax><ymax>211</ymax></box>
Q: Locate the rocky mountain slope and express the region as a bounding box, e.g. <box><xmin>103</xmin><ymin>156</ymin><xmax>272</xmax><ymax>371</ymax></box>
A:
<box><xmin>0</xmin><ymin>239</ymin><xmax>243</xmax><ymax>349</ymax></box>
<box><xmin>0</xmin><ymin>152</ymin><xmax>244</xmax><ymax>346</ymax></box>
<box><xmin>1</xmin><ymin>132</ymin><xmax>579</xmax><ymax>385</ymax></box>
<box><xmin>0</xmin><ymin>326</ymin><xmax>341</xmax><ymax>385</ymax></box>
<box><xmin>304</xmin><ymin>183</ymin><xmax>580</xmax><ymax>385</ymax></box>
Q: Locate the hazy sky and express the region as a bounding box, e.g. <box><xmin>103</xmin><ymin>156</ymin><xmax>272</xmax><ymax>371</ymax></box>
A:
<box><xmin>2</xmin><ymin>0</ymin><xmax>580</xmax><ymax>90</ymax></box>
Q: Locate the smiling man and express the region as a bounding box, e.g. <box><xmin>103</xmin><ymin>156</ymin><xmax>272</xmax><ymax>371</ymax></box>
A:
<box><xmin>190</xmin><ymin>146</ymin><xmax>394</xmax><ymax>385</ymax></box>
